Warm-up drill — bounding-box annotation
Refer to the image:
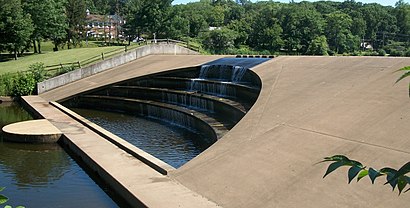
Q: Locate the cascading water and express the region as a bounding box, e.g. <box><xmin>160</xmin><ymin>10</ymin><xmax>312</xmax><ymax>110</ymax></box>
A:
<box><xmin>198</xmin><ymin>64</ymin><xmax>248</xmax><ymax>82</ymax></box>
<box><xmin>189</xmin><ymin>80</ymin><xmax>235</xmax><ymax>98</ymax></box>
<box><xmin>231</xmin><ymin>66</ymin><xmax>247</xmax><ymax>83</ymax></box>
<box><xmin>161</xmin><ymin>91</ymin><xmax>215</xmax><ymax>112</ymax></box>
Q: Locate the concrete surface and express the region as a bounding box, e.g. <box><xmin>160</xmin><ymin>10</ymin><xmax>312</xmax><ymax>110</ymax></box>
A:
<box><xmin>40</xmin><ymin>55</ymin><xmax>227</xmax><ymax>102</ymax></box>
<box><xmin>172</xmin><ymin>56</ymin><xmax>410</xmax><ymax>207</ymax></box>
<box><xmin>2</xmin><ymin>119</ymin><xmax>62</xmax><ymax>143</ymax></box>
<box><xmin>37</xmin><ymin>55</ymin><xmax>410</xmax><ymax>207</ymax></box>
<box><xmin>37</xmin><ymin>44</ymin><xmax>199</xmax><ymax>94</ymax></box>
<box><xmin>21</xmin><ymin>96</ymin><xmax>220</xmax><ymax>207</ymax></box>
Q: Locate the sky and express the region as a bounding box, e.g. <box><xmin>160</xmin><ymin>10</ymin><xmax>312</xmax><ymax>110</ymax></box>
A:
<box><xmin>172</xmin><ymin>0</ymin><xmax>409</xmax><ymax>7</ymax></box>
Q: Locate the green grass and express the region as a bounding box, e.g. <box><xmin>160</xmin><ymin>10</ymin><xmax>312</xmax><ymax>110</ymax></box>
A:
<box><xmin>0</xmin><ymin>45</ymin><xmax>125</xmax><ymax>74</ymax></box>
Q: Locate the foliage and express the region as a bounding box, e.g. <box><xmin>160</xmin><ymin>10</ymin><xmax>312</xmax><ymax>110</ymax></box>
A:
<box><xmin>66</xmin><ymin>0</ymin><xmax>86</xmax><ymax>49</ymax></box>
<box><xmin>306</xmin><ymin>36</ymin><xmax>329</xmax><ymax>55</ymax></box>
<box><xmin>0</xmin><ymin>187</ymin><xmax>25</xmax><ymax>208</ymax></box>
<box><xmin>0</xmin><ymin>0</ymin><xmax>34</xmax><ymax>60</ymax></box>
<box><xmin>28</xmin><ymin>62</ymin><xmax>48</xmax><ymax>83</ymax></box>
<box><xmin>202</xmin><ymin>28</ymin><xmax>238</xmax><ymax>54</ymax></box>
<box><xmin>321</xmin><ymin>155</ymin><xmax>410</xmax><ymax>195</ymax></box>
<box><xmin>395</xmin><ymin>66</ymin><xmax>410</xmax><ymax>97</ymax></box>
<box><xmin>0</xmin><ymin>63</ymin><xmax>48</xmax><ymax>96</ymax></box>
<box><xmin>12</xmin><ymin>72</ymin><xmax>36</xmax><ymax>96</ymax></box>
<box><xmin>0</xmin><ymin>187</ymin><xmax>8</xmax><ymax>205</ymax></box>
<box><xmin>56</xmin><ymin>64</ymin><xmax>76</xmax><ymax>76</ymax></box>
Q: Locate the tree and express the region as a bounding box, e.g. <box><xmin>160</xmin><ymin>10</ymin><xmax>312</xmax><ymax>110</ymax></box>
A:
<box><xmin>306</xmin><ymin>35</ymin><xmax>329</xmax><ymax>55</ymax></box>
<box><xmin>248</xmin><ymin>4</ymin><xmax>283</xmax><ymax>52</ymax></box>
<box><xmin>395</xmin><ymin>0</ymin><xmax>410</xmax><ymax>36</ymax></box>
<box><xmin>125</xmin><ymin>0</ymin><xmax>172</xmax><ymax>38</ymax></box>
<box><xmin>66</xmin><ymin>0</ymin><xmax>86</xmax><ymax>49</ymax></box>
<box><xmin>202</xmin><ymin>27</ymin><xmax>237</xmax><ymax>54</ymax></box>
<box><xmin>22</xmin><ymin>0</ymin><xmax>67</xmax><ymax>53</ymax></box>
<box><xmin>164</xmin><ymin>6</ymin><xmax>189</xmax><ymax>40</ymax></box>
<box><xmin>325</xmin><ymin>11</ymin><xmax>358</xmax><ymax>54</ymax></box>
<box><xmin>279</xmin><ymin>4</ymin><xmax>325</xmax><ymax>54</ymax></box>
<box><xmin>0</xmin><ymin>0</ymin><xmax>34</xmax><ymax>60</ymax></box>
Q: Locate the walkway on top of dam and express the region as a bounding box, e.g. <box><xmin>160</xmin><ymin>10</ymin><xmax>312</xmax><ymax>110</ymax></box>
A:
<box><xmin>34</xmin><ymin>55</ymin><xmax>410</xmax><ymax>207</ymax></box>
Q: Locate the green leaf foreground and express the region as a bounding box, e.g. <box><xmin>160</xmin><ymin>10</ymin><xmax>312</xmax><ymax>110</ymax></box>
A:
<box><xmin>321</xmin><ymin>155</ymin><xmax>410</xmax><ymax>195</ymax></box>
<box><xmin>395</xmin><ymin>66</ymin><xmax>410</xmax><ymax>97</ymax></box>
<box><xmin>0</xmin><ymin>194</ymin><xmax>9</xmax><ymax>205</ymax></box>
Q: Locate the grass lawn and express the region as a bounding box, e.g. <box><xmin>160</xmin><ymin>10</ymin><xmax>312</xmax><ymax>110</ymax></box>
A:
<box><xmin>0</xmin><ymin>45</ymin><xmax>126</xmax><ymax>74</ymax></box>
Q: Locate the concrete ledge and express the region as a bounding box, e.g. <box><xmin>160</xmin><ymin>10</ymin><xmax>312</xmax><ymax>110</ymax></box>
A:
<box><xmin>2</xmin><ymin>119</ymin><xmax>62</xmax><ymax>143</ymax></box>
<box><xmin>50</xmin><ymin>101</ymin><xmax>175</xmax><ymax>175</ymax></box>
<box><xmin>37</xmin><ymin>44</ymin><xmax>200</xmax><ymax>94</ymax></box>
<box><xmin>0</xmin><ymin>96</ymin><xmax>15</xmax><ymax>103</ymax></box>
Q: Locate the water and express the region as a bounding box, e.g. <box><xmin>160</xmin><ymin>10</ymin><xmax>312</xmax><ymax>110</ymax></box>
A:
<box><xmin>160</xmin><ymin>92</ymin><xmax>215</xmax><ymax>112</ymax></box>
<box><xmin>71</xmin><ymin>108</ymin><xmax>213</xmax><ymax>168</ymax></box>
<box><xmin>189</xmin><ymin>79</ymin><xmax>235</xmax><ymax>98</ymax></box>
<box><xmin>0</xmin><ymin>103</ymin><xmax>119</xmax><ymax>208</ymax></box>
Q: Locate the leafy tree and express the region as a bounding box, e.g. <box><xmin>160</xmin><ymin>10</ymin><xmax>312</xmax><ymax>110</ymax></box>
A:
<box><xmin>279</xmin><ymin>4</ymin><xmax>325</xmax><ymax>54</ymax></box>
<box><xmin>227</xmin><ymin>18</ymin><xmax>251</xmax><ymax>47</ymax></box>
<box><xmin>395</xmin><ymin>0</ymin><xmax>410</xmax><ymax>36</ymax></box>
<box><xmin>0</xmin><ymin>0</ymin><xmax>34</xmax><ymax>60</ymax></box>
<box><xmin>203</xmin><ymin>28</ymin><xmax>237</xmax><ymax>54</ymax></box>
<box><xmin>306</xmin><ymin>35</ymin><xmax>329</xmax><ymax>55</ymax></box>
<box><xmin>22</xmin><ymin>0</ymin><xmax>68</xmax><ymax>53</ymax></box>
<box><xmin>164</xmin><ymin>7</ymin><xmax>189</xmax><ymax>39</ymax></box>
<box><xmin>248</xmin><ymin>4</ymin><xmax>283</xmax><ymax>51</ymax></box>
<box><xmin>125</xmin><ymin>0</ymin><xmax>172</xmax><ymax>38</ymax></box>
<box><xmin>325</xmin><ymin>11</ymin><xmax>358</xmax><ymax>54</ymax></box>
<box><xmin>66</xmin><ymin>0</ymin><xmax>86</xmax><ymax>49</ymax></box>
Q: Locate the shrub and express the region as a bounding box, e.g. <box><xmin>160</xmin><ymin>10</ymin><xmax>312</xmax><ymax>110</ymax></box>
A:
<box><xmin>28</xmin><ymin>62</ymin><xmax>48</xmax><ymax>83</ymax></box>
<box><xmin>0</xmin><ymin>73</ymin><xmax>15</xmax><ymax>96</ymax></box>
<box><xmin>390</xmin><ymin>49</ymin><xmax>405</xmax><ymax>57</ymax></box>
<box><xmin>56</xmin><ymin>64</ymin><xmax>76</xmax><ymax>76</ymax></box>
<box><xmin>406</xmin><ymin>48</ymin><xmax>410</xmax><ymax>57</ymax></box>
<box><xmin>378</xmin><ymin>49</ymin><xmax>386</xmax><ymax>56</ymax></box>
<box><xmin>12</xmin><ymin>71</ymin><xmax>36</xmax><ymax>96</ymax></box>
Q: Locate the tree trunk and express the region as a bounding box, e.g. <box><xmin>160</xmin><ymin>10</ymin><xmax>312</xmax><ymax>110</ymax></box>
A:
<box><xmin>33</xmin><ymin>39</ymin><xmax>38</xmax><ymax>53</ymax></box>
<box><xmin>67</xmin><ymin>31</ymin><xmax>71</xmax><ymax>49</ymax></box>
<box><xmin>54</xmin><ymin>41</ymin><xmax>59</xmax><ymax>51</ymax></box>
<box><xmin>14</xmin><ymin>49</ymin><xmax>17</xmax><ymax>60</ymax></box>
<box><xmin>37</xmin><ymin>39</ymin><xmax>41</xmax><ymax>54</ymax></box>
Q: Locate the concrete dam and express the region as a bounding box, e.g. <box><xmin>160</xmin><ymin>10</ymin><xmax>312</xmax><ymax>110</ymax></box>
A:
<box><xmin>16</xmin><ymin>54</ymin><xmax>410</xmax><ymax>207</ymax></box>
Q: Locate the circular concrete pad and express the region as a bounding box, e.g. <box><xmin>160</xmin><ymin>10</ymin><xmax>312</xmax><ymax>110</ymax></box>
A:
<box><xmin>2</xmin><ymin>119</ymin><xmax>62</xmax><ymax>143</ymax></box>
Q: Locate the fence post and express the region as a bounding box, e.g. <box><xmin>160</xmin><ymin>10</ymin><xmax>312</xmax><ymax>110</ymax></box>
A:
<box><xmin>101</xmin><ymin>52</ymin><xmax>104</xmax><ymax>60</ymax></box>
<box><xmin>125</xmin><ymin>45</ymin><xmax>128</xmax><ymax>52</ymax></box>
<box><xmin>77</xmin><ymin>61</ymin><xmax>81</xmax><ymax>68</ymax></box>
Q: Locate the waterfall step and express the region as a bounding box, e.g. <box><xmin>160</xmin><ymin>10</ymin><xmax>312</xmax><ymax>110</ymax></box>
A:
<box><xmin>77</xmin><ymin>95</ymin><xmax>235</xmax><ymax>139</ymax></box>
<box><xmin>117</xmin><ymin>77</ymin><xmax>259</xmax><ymax>102</ymax></box>
<box><xmin>94</xmin><ymin>85</ymin><xmax>249</xmax><ymax>115</ymax></box>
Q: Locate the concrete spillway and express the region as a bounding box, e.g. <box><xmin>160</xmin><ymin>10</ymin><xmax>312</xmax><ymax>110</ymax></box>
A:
<box><xmin>28</xmin><ymin>55</ymin><xmax>410</xmax><ymax>207</ymax></box>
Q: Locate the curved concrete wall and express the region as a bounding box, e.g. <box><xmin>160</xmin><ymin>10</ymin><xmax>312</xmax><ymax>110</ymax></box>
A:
<box><xmin>37</xmin><ymin>44</ymin><xmax>199</xmax><ymax>94</ymax></box>
<box><xmin>67</xmin><ymin>96</ymin><xmax>218</xmax><ymax>142</ymax></box>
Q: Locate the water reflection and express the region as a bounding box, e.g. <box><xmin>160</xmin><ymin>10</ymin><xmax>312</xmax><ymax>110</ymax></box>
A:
<box><xmin>0</xmin><ymin>142</ymin><xmax>70</xmax><ymax>188</ymax></box>
<box><xmin>0</xmin><ymin>103</ymin><xmax>118</xmax><ymax>208</ymax></box>
<box><xmin>72</xmin><ymin>108</ymin><xmax>213</xmax><ymax>168</ymax></box>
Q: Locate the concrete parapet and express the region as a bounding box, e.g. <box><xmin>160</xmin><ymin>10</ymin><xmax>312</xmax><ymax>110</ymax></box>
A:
<box><xmin>37</xmin><ymin>44</ymin><xmax>199</xmax><ymax>94</ymax></box>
